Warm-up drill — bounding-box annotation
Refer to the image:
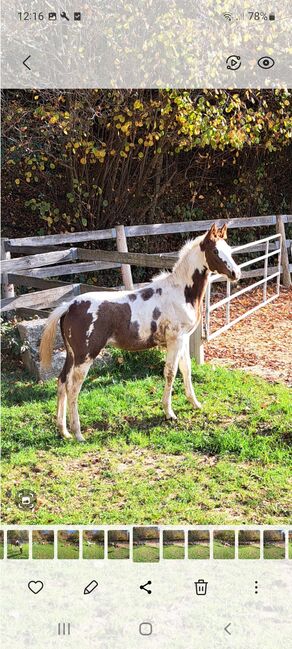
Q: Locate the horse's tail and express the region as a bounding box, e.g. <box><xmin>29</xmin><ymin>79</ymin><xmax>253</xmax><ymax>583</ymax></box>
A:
<box><xmin>40</xmin><ymin>303</ymin><xmax>69</xmax><ymax>369</ymax></box>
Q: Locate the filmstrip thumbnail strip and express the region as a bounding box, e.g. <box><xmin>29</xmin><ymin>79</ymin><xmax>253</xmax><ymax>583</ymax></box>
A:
<box><xmin>1</xmin><ymin>528</ymin><xmax>291</xmax><ymax>560</ymax></box>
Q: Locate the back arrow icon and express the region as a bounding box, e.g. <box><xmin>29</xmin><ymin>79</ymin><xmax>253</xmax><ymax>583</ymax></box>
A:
<box><xmin>224</xmin><ymin>623</ymin><xmax>232</xmax><ymax>635</ymax></box>
<box><xmin>23</xmin><ymin>55</ymin><xmax>31</xmax><ymax>70</ymax></box>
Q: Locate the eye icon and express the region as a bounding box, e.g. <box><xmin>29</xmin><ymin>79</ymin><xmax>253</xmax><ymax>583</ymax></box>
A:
<box><xmin>257</xmin><ymin>56</ymin><xmax>275</xmax><ymax>69</ymax></box>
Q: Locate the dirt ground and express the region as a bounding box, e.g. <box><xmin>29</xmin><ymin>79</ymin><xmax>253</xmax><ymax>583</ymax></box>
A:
<box><xmin>205</xmin><ymin>287</ymin><xmax>291</xmax><ymax>386</ymax></box>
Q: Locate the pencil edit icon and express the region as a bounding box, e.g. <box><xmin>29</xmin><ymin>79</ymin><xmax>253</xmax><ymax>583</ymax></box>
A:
<box><xmin>84</xmin><ymin>580</ymin><xmax>98</xmax><ymax>595</ymax></box>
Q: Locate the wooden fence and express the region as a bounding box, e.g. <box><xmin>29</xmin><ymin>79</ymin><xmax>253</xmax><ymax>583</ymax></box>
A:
<box><xmin>1</xmin><ymin>214</ymin><xmax>291</xmax><ymax>363</ymax></box>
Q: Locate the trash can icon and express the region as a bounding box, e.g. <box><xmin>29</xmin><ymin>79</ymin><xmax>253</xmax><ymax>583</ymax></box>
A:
<box><xmin>194</xmin><ymin>579</ymin><xmax>208</xmax><ymax>595</ymax></box>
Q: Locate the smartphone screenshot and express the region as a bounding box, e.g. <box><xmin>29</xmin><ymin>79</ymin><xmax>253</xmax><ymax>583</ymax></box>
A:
<box><xmin>1</xmin><ymin>2</ymin><xmax>291</xmax><ymax>647</ymax></box>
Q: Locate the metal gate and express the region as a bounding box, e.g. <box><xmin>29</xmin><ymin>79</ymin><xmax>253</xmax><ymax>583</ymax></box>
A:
<box><xmin>204</xmin><ymin>233</ymin><xmax>282</xmax><ymax>341</ymax></box>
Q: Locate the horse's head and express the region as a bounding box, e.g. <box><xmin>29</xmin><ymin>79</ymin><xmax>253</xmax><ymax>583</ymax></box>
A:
<box><xmin>200</xmin><ymin>223</ymin><xmax>241</xmax><ymax>282</ymax></box>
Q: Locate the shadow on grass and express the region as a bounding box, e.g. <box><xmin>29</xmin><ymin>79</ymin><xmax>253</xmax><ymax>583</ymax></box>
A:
<box><xmin>2</xmin><ymin>349</ymin><xmax>165</xmax><ymax>407</ymax></box>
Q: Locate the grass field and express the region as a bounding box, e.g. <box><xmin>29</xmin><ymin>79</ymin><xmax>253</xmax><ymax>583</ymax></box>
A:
<box><xmin>7</xmin><ymin>544</ymin><xmax>29</xmax><ymax>559</ymax></box>
<box><xmin>32</xmin><ymin>542</ymin><xmax>54</xmax><ymax>559</ymax></box>
<box><xmin>133</xmin><ymin>545</ymin><xmax>160</xmax><ymax>562</ymax></box>
<box><xmin>213</xmin><ymin>540</ymin><xmax>235</xmax><ymax>559</ymax></box>
<box><xmin>108</xmin><ymin>546</ymin><xmax>129</xmax><ymax>559</ymax></box>
<box><xmin>188</xmin><ymin>544</ymin><xmax>210</xmax><ymax>559</ymax></box>
<box><xmin>57</xmin><ymin>542</ymin><xmax>79</xmax><ymax>559</ymax></box>
<box><xmin>238</xmin><ymin>544</ymin><xmax>261</xmax><ymax>559</ymax></box>
<box><xmin>83</xmin><ymin>544</ymin><xmax>104</xmax><ymax>560</ymax></box>
<box><xmin>0</xmin><ymin>544</ymin><xmax>4</xmax><ymax>560</ymax></box>
<box><xmin>2</xmin><ymin>349</ymin><xmax>291</xmax><ymax>525</ymax></box>
<box><xmin>263</xmin><ymin>545</ymin><xmax>285</xmax><ymax>559</ymax></box>
<box><xmin>163</xmin><ymin>544</ymin><xmax>185</xmax><ymax>559</ymax></box>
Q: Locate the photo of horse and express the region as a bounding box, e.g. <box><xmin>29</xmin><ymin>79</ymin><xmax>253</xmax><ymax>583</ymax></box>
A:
<box><xmin>1</xmin><ymin>88</ymin><xmax>291</xmax><ymax>527</ymax></box>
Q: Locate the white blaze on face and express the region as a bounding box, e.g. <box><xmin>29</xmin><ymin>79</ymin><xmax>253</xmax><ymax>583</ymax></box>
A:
<box><xmin>216</xmin><ymin>239</ymin><xmax>241</xmax><ymax>280</ymax></box>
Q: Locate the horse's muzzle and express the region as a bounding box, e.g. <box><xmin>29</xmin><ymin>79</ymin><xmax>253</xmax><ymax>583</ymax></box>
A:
<box><xmin>231</xmin><ymin>269</ymin><xmax>241</xmax><ymax>282</ymax></box>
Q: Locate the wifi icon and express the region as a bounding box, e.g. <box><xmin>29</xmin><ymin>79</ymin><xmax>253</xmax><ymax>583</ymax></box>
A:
<box><xmin>223</xmin><ymin>13</ymin><xmax>233</xmax><ymax>21</ymax></box>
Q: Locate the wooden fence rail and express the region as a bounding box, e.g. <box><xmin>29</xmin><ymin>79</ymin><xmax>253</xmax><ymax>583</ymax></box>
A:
<box><xmin>1</xmin><ymin>214</ymin><xmax>291</xmax><ymax>364</ymax></box>
<box><xmin>3</xmin><ymin>214</ymin><xmax>292</xmax><ymax>252</ymax></box>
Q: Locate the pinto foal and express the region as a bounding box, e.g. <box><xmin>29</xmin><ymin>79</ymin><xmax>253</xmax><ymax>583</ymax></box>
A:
<box><xmin>40</xmin><ymin>224</ymin><xmax>241</xmax><ymax>441</ymax></box>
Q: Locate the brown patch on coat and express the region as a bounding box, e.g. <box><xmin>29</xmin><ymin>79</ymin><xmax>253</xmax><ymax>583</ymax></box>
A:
<box><xmin>184</xmin><ymin>268</ymin><xmax>208</xmax><ymax>309</ymax></box>
<box><xmin>129</xmin><ymin>293</ymin><xmax>137</xmax><ymax>302</ymax></box>
<box><xmin>152</xmin><ymin>307</ymin><xmax>161</xmax><ymax>320</ymax></box>
<box><xmin>88</xmin><ymin>301</ymin><xmax>158</xmax><ymax>356</ymax></box>
<box><xmin>58</xmin><ymin>300</ymin><xmax>93</xmax><ymax>383</ymax></box>
<box><xmin>140</xmin><ymin>287</ymin><xmax>154</xmax><ymax>301</ymax></box>
<box><xmin>150</xmin><ymin>320</ymin><xmax>157</xmax><ymax>334</ymax></box>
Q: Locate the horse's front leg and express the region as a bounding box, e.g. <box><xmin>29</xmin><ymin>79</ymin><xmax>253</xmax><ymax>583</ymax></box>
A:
<box><xmin>178</xmin><ymin>336</ymin><xmax>202</xmax><ymax>409</ymax></box>
<box><xmin>162</xmin><ymin>337</ymin><xmax>184</xmax><ymax>420</ymax></box>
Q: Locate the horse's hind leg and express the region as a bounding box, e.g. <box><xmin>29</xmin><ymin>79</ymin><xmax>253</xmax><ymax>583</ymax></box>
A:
<box><xmin>57</xmin><ymin>353</ymin><xmax>73</xmax><ymax>439</ymax></box>
<box><xmin>66</xmin><ymin>359</ymin><xmax>92</xmax><ymax>442</ymax></box>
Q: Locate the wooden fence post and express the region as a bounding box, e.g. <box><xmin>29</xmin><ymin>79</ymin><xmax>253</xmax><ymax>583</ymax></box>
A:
<box><xmin>115</xmin><ymin>225</ymin><xmax>134</xmax><ymax>290</ymax></box>
<box><xmin>276</xmin><ymin>215</ymin><xmax>291</xmax><ymax>288</ymax></box>
<box><xmin>1</xmin><ymin>239</ymin><xmax>15</xmax><ymax>298</ymax></box>
<box><xmin>189</xmin><ymin>315</ymin><xmax>204</xmax><ymax>365</ymax></box>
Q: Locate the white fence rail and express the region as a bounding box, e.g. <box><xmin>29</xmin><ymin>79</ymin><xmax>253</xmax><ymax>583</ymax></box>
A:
<box><xmin>205</xmin><ymin>234</ymin><xmax>282</xmax><ymax>342</ymax></box>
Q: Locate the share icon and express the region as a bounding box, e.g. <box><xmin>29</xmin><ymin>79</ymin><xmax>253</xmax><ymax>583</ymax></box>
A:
<box><xmin>140</xmin><ymin>580</ymin><xmax>152</xmax><ymax>594</ymax></box>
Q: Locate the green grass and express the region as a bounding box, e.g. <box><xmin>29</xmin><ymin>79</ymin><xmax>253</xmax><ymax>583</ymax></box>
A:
<box><xmin>83</xmin><ymin>544</ymin><xmax>104</xmax><ymax>560</ymax></box>
<box><xmin>263</xmin><ymin>545</ymin><xmax>285</xmax><ymax>559</ymax></box>
<box><xmin>7</xmin><ymin>544</ymin><xmax>29</xmax><ymax>559</ymax></box>
<box><xmin>289</xmin><ymin>542</ymin><xmax>292</xmax><ymax>559</ymax></box>
<box><xmin>32</xmin><ymin>543</ymin><xmax>54</xmax><ymax>559</ymax></box>
<box><xmin>133</xmin><ymin>545</ymin><xmax>159</xmax><ymax>562</ymax></box>
<box><xmin>57</xmin><ymin>542</ymin><xmax>79</xmax><ymax>559</ymax></box>
<box><xmin>163</xmin><ymin>544</ymin><xmax>184</xmax><ymax>559</ymax></box>
<box><xmin>188</xmin><ymin>544</ymin><xmax>210</xmax><ymax>559</ymax></box>
<box><xmin>108</xmin><ymin>546</ymin><xmax>129</xmax><ymax>560</ymax></box>
<box><xmin>0</xmin><ymin>544</ymin><xmax>4</xmax><ymax>560</ymax></box>
<box><xmin>238</xmin><ymin>544</ymin><xmax>261</xmax><ymax>559</ymax></box>
<box><xmin>1</xmin><ymin>349</ymin><xmax>291</xmax><ymax>525</ymax></box>
<box><xmin>213</xmin><ymin>540</ymin><xmax>235</xmax><ymax>559</ymax></box>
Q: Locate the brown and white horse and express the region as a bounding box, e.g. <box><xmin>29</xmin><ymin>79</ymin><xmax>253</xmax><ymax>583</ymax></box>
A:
<box><xmin>40</xmin><ymin>224</ymin><xmax>241</xmax><ymax>441</ymax></box>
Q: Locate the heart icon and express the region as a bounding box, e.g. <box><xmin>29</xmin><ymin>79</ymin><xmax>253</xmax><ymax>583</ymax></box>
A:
<box><xmin>28</xmin><ymin>580</ymin><xmax>44</xmax><ymax>594</ymax></box>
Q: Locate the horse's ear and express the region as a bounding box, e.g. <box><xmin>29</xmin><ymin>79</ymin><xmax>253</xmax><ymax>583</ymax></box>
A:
<box><xmin>207</xmin><ymin>223</ymin><xmax>218</xmax><ymax>240</ymax></box>
<box><xmin>218</xmin><ymin>223</ymin><xmax>228</xmax><ymax>239</ymax></box>
<box><xmin>201</xmin><ymin>223</ymin><xmax>217</xmax><ymax>250</ymax></box>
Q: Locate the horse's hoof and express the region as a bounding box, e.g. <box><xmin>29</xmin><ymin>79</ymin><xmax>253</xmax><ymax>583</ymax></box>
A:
<box><xmin>76</xmin><ymin>435</ymin><xmax>86</xmax><ymax>443</ymax></box>
<box><xmin>61</xmin><ymin>431</ymin><xmax>72</xmax><ymax>440</ymax></box>
<box><xmin>166</xmin><ymin>411</ymin><xmax>177</xmax><ymax>421</ymax></box>
<box><xmin>187</xmin><ymin>398</ymin><xmax>202</xmax><ymax>409</ymax></box>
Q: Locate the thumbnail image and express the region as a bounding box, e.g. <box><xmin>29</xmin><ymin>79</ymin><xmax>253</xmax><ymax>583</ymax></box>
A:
<box><xmin>32</xmin><ymin>530</ymin><xmax>54</xmax><ymax>559</ymax></box>
<box><xmin>238</xmin><ymin>530</ymin><xmax>260</xmax><ymax>559</ymax></box>
<box><xmin>108</xmin><ymin>530</ymin><xmax>129</xmax><ymax>560</ymax></box>
<box><xmin>7</xmin><ymin>530</ymin><xmax>29</xmax><ymax>559</ymax></box>
<box><xmin>82</xmin><ymin>530</ymin><xmax>104</xmax><ymax>559</ymax></box>
<box><xmin>163</xmin><ymin>530</ymin><xmax>185</xmax><ymax>559</ymax></box>
<box><xmin>263</xmin><ymin>530</ymin><xmax>285</xmax><ymax>560</ymax></box>
<box><xmin>188</xmin><ymin>531</ymin><xmax>210</xmax><ymax>559</ymax></box>
<box><xmin>133</xmin><ymin>527</ymin><xmax>160</xmax><ymax>562</ymax></box>
<box><xmin>0</xmin><ymin>531</ymin><xmax>4</xmax><ymax>559</ymax></box>
<box><xmin>57</xmin><ymin>530</ymin><xmax>79</xmax><ymax>559</ymax></box>
<box><xmin>213</xmin><ymin>531</ymin><xmax>235</xmax><ymax>560</ymax></box>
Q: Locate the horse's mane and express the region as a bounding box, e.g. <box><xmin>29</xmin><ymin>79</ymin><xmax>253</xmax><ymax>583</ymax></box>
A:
<box><xmin>171</xmin><ymin>234</ymin><xmax>205</xmax><ymax>280</ymax></box>
<box><xmin>152</xmin><ymin>233</ymin><xmax>206</xmax><ymax>284</ymax></box>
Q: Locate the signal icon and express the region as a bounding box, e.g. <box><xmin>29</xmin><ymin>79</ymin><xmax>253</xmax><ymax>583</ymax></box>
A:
<box><xmin>223</xmin><ymin>13</ymin><xmax>233</xmax><ymax>22</ymax></box>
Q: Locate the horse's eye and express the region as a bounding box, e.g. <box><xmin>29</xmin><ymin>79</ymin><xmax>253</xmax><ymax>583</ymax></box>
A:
<box><xmin>214</xmin><ymin>249</ymin><xmax>219</xmax><ymax>256</ymax></box>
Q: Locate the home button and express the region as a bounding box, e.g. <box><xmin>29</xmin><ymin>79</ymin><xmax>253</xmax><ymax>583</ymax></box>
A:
<box><xmin>139</xmin><ymin>622</ymin><xmax>152</xmax><ymax>636</ymax></box>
